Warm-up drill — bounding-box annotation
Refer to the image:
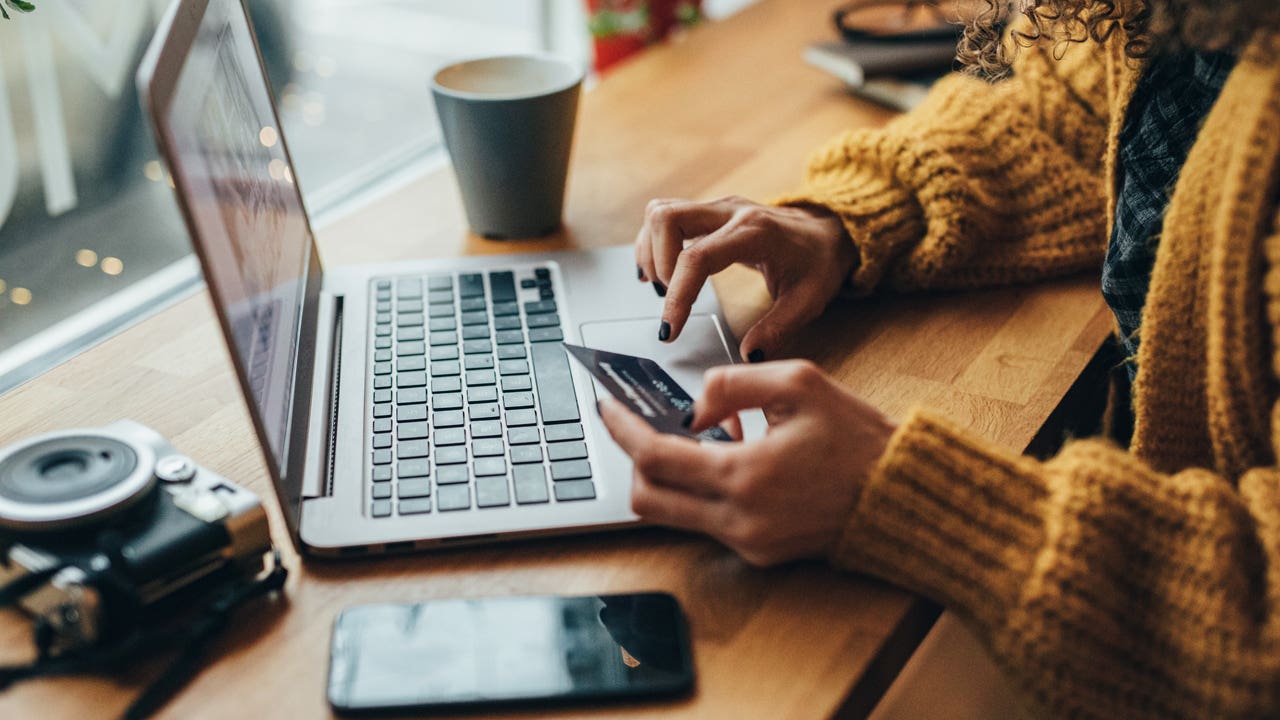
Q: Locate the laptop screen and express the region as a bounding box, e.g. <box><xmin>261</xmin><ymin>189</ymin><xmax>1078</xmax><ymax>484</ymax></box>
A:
<box><xmin>161</xmin><ymin>0</ymin><xmax>312</xmax><ymax>473</ymax></box>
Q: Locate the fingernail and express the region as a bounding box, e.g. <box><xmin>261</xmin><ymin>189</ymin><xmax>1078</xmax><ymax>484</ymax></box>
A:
<box><xmin>658</xmin><ymin>320</ymin><xmax>671</xmax><ymax>342</ymax></box>
<box><xmin>748</xmin><ymin>349</ymin><xmax>765</xmax><ymax>363</ymax></box>
<box><xmin>681</xmin><ymin>410</ymin><xmax>694</xmax><ymax>429</ymax></box>
<box><xmin>636</xmin><ymin>265</ymin><xmax>645</xmax><ymax>280</ymax></box>
<box><xmin>652</xmin><ymin>281</ymin><xmax>667</xmax><ymax>297</ymax></box>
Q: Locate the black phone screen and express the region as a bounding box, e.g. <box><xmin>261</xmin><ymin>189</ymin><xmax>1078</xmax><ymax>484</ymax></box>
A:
<box><xmin>327</xmin><ymin>592</ymin><xmax>694</xmax><ymax>713</ymax></box>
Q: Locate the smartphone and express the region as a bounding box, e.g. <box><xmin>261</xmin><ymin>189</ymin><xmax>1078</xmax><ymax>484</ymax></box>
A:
<box><xmin>327</xmin><ymin>592</ymin><xmax>695</xmax><ymax>714</ymax></box>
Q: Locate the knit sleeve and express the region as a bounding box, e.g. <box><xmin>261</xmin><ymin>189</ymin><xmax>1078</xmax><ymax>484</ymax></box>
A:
<box><xmin>831</xmin><ymin>406</ymin><xmax>1280</xmax><ymax>717</ymax></box>
<box><xmin>775</xmin><ymin>38</ymin><xmax>1111</xmax><ymax>295</ymax></box>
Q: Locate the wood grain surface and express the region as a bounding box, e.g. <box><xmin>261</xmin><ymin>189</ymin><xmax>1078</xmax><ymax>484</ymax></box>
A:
<box><xmin>0</xmin><ymin>1</ymin><xmax>1111</xmax><ymax>718</ymax></box>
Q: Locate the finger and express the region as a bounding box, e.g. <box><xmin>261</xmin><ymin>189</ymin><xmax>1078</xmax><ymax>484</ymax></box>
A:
<box><xmin>648</xmin><ymin>200</ymin><xmax>734</xmax><ymax>285</ymax></box>
<box><xmin>690</xmin><ymin>360</ymin><xmax>824</xmax><ymax>432</ymax></box>
<box><xmin>738</xmin><ymin>286</ymin><xmax>824</xmax><ymax>362</ymax></box>
<box><xmin>636</xmin><ymin>198</ymin><xmax>679</xmax><ymax>283</ymax></box>
<box><xmin>721</xmin><ymin>413</ymin><xmax>743</xmax><ymax>441</ymax></box>
<box><xmin>630</xmin><ymin>470</ymin><xmax>723</xmax><ymax>535</ymax></box>
<box><xmin>597</xmin><ymin>397</ymin><xmax>731</xmax><ymax>497</ymax></box>
<box><xmin>660</xmin><ymin>224</ymin><xmax>765</xmax><ymax>343</ymax></box>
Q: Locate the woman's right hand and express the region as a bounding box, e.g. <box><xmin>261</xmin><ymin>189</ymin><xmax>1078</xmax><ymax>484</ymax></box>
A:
<box><xmin>635</xmin><ymin>196</ymin><xmax>855</xmax><ymax>361</ymax></box>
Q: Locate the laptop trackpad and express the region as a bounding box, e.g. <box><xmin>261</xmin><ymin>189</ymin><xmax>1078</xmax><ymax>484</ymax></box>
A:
<box><xmin>579</xmin><ymin>314</ymin><xmax>767</xmax><ymax>441</ymax></box>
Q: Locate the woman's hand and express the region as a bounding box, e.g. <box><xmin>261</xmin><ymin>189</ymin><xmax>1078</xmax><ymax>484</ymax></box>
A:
<box><xmin>635</xmin><ymin>196</ymin><xmax>855</xmax><ymax>362</ymax></box>
<box><xmin>597</xmin><ymin>360</ymin><xmax>897</xmax><ymax>566</ymax></box>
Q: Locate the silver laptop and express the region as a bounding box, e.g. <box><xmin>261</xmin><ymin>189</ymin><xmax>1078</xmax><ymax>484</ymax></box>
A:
<box><xmin>137</xmin><ymin>0</ymin><xmax>749</xmax><ymax>556</ymax></box>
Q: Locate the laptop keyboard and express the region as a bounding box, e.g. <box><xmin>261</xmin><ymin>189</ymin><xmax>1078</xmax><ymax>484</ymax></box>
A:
<box><xmin>366</xmin><ymin>266</ymin><xmax>596</xmax><ymax>517</ymax></box>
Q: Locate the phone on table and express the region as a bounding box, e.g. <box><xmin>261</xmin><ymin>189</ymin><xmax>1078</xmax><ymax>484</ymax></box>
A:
<box><xmin>327</xmin><ymin>592</ymin><xmax>694</xmax><ymax>714</ymax></box>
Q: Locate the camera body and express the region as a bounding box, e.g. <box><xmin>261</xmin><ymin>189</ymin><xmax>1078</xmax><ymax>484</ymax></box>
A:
<box><xmin>0</xmin><ymin>420</ymin><xmax>271</xmax><ymax>651</ymax></box>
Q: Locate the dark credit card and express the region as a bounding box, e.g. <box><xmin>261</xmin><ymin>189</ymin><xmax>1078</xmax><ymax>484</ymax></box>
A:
<box><xmin>564</xmin><ymin>343</ymin><xmax>733</xmax><ymax>442</ymax></box>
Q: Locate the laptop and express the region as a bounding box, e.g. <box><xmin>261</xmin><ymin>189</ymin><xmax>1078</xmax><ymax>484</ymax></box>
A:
<box><xmin>137</xmin><ymin>0</ymin><xmax>752</xmax><ymax>556</ymax></box>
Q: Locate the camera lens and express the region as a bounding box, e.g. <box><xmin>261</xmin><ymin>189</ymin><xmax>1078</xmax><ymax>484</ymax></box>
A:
<box><xmin>0</xmin><ymin>434</ymin><xmax>153</xmax><ymax>531</ymax></box>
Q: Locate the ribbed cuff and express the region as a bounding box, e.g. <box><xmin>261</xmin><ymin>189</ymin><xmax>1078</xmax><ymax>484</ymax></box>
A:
<box><xmin>828</xmin><ymin>407</ymin><xmax>1052</xmax><ymax>633</ymax></box>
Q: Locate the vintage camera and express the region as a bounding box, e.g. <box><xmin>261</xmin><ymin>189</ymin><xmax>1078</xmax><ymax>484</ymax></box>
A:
<box><xmin>0</xmin><ymin>420</ymin><xmax>272</xmax><ymax>653</ymax></box>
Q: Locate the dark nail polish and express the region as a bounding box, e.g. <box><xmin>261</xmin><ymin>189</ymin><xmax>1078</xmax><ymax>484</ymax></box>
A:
<box><xmin>595</xmin><ymin>399</ymin><xmax>604</xmax><ymax>416</ymax></box>
<box><xmin>652</xmin><ymin>281</ymin><xmax>667</xmax><ymax>297</ymax></box>
<box><xmin>658</xmin><ymin>320</ymin><xmax>671</xmax><ymax>342</ymax></box>
<box><xmin>747</xmin><ymin>349</ymin><xmax>765</xmax><ymax>363</ymax></box>
<box><xmin>636</xmin><ymin>265</ymin><xmax>645</xmax><ymax>280</ymax></box>
<box><xmin>681</xmin><ymin>411</ymin><xmax>694</xmax><ymax>429</ymax></box>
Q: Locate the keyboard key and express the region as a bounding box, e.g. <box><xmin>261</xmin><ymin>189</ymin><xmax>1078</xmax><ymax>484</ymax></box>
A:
<box><xmin>376</xmin><ymin>289</ymin><xmax>392</xmax><ymax>302</ymax></box>
<box><xmin>397</xmin><ymin>371</ymin><xmax>426</xmax><ymax>388</ymax></box>
<box><xmin>374</xmin><ymin>349</ymin><xmax>392</xmax><ymax>363</ymax></box>
<box><xmin>433</xmin><ymin>410</ymin><xmax>465</xmax><ymax>427</ymax></box>
<box><xmin>499</xmin><ymin>359</ymin><xmax>530</xmax><ymax>376</ymax></box>
<box><xmin>465</xmin><ymin>355</ymin><xmax>495</xmax><ymax>371</ymax></box>
<box><xmin>468</xmin><ymin>386</ymin><xmax>498</xmax><ymax>403</ymax></box>
<box><xmin>437</xmin><ymin>465</ymin><xmax>469</xmax><ymax>485</ymax></box>
<box><xmin>520</xmin><ymin>277</ymin><xmax>537</xmax><ymax>289</ymax></box>
<box><xmin>397</xmin><ymin>356</ymin><xmax>426</xmax><ymax>372</ymax></box>
<box><xmin>548</xmin><ymin>441</ymin><xmax>588</xmax><ymax>461</ymax></box>
<box><xmin>397</xmin><ymin>387</ymin><xmax>427</xmax><ymax>405</ymax></box>
<box><xmin>492</xmin><ymin>301</ymin><xmax>519</xmax><ymax>317</ymax></box>
<box><xmin>399</xmin><ymin>299</ymin><xmax>424</xmax><ymax>313</ymax></box>
<box><xmin>374</xmin><ymin>389</ymin><xmax>392</xmax><ymax>404</ymax></box>
<box><xmin>427</xmin><ymin>290</ymin><xmax>453</xmax><ymax>305</ymax></box>
<box><xmin>377</xmin><ymin>312</ymin><xmax>393</xmax><ymax>326</ymax></box>
<box><xmin>372</xmin><ymin>449</ymin><xmax>392</xmax><ymax>465</ymax></box>
<box><xmin>372</xmin><ymin>483</ymin><xmax>392</xmax><ymax>500</ymax></box>
<box><xmin>469</xmin><ymin>403</ymin><xmax>500</xmax><ymax>421</ymax></box>
<box><xmin>398</xmin><ymin>327</ymin><xmax>425</xmax><ymax>342</ymax></box>
<box><xmin>399</xmin><ymin>440</ymin><xmax>430</xmax><ymax>459</ymax></box>
<box><xmin>531</xmin><ymin>343</ymin><xmax>580</xmax><ymax>424</ymax></box>
<box><xmin>544</xmin><ymin>424</ymin><xmax>583</xmax><ymax>443</ymax></box>
<box><xmin>461</xmin><ymin>311</ymin><xmax>488</xmax><ymax>326</ymax></box>
<box><xmin>508</xmin><ymin>427</ymin><xmax>541</xmax><ymax>445</ymax></box>
<box><xmin>373</xmin><ymin>417</ymin><xmax>391</xmax><ymax>433</ymax></box>
<box><xmin>503</xmin><ymin>392</ymin><xmax>534</xmax><ymax>409</ymax></box>
<box><xmin>373</xmin><ymin>403</ymin><xmax>392</xmax><ymax>418</ymax></box>
<box><xmin>429</xmin><ymin>316</ymin><xmax>456</xmax><ymax>332</ymax></box>
<box><xmin>470</xmin><ymin>420</ymin><xmax>502</xmax><ymax>438</ymax></box>
<box><xmin>459</xmin><ymin>273</ymin><xmax>485</xmax><ymax>298</ymax></box>
<box><xmin>372</xmin><ymin>466</ymin><xmax>392</xmax><ymax>482</ymax></box>
<box><xmin>460</xmin><ymin>297</ymin><xmax>487</xmax><ymax>312</ymax></box>
<box><xmin>434</xmin><ymin>393</ymin><xmax>464</xmax><ymax>410</ymax></box>
<box><xmin>534</xmin><ymin>267</ymin><xmax>550</xmax><ymax>280</ymax></box>
<box><xmin>428</xmin><ymin>304</ymin><xmax>455</xmax><ymax>318</ymax></box>
<box><xmin>398</xmin><ymin>480</ymin><xmax>432</xmax><ymax>499</ymax></box>
<box><xmin>463</xmin><ymin>339</ymin><xmax>493</xmax><ymax>354</ymax></box>
<box><xmin>524</xmin><ymin>300</ymin><xmax>557</xmax><ymax>315</ymax></box>
<box><xmin>554</xmin><ymin>479</ymin><xmax>596</xmax><ymax>502</ymax></box>
<box><xmin>462</xmin><ymin>325</ymin><xmax>490</xmax><ymax>341</ymax></box>
<box><xmin>374</xmin><ymin>324</ymin><xmax>391</xmax><ymax>337</ymax></box>
<box><xmin>430</xmin><ymin>331</ymin><xmax>458</xmax><ymax>346</ymax></box>
<box><xmin>539</xmin><ymin>287</ymin><xmax>555</xmax><ymax>300</ymax></box>
<box><xmin>397</xmin><ymin>340</ymin><xmax>425</xmax><ymax>356</ymax></box>
<box><xmin>513</xmin><ymin>465</ymin><xmax>550</xmax><ymax>504</ymax></box>
<box><xmin>431</xmin><ymin>376</ymin><xmax>462</xmax><ymax>393</ymax></box>
<box><xmin>437</xmin><ymin>485</ymin><xmax>471</xmax><ymax>511</ymax></box>
<box><xmin>489</xmin><ymin>271</ymin><xmax>516</xmax><ymax>302</ymax></box>
<box><xmin>494</xmin><ymin>315</ymin><xmax>522</xmax><ymax>331</ymax></box>
<box><xmin>373</xmin><ymin>376</ymin><xmax>391</xmax><ymax>389</ymax></box>
<box><xmin>397</xmin><ymin>313</ymin><xmax>423</xmax><ymax>327</ymax></box>
<box><xmin>525</xmin><ymin>313</ymin><xmax>560</xmax><ymax>329</ymax></box>
<box><xmin>427</xmin><ymin>275</ymin><xmax>452</xmax><ymax>291</ymax></box>
<box><xmin>399</xmin><ymin>498</ymin><xmax>432</xmax><ymax>515</ymax></box>
<box><xmin>495</xmin><ymin>329</ymin><xmax>524</xmax><ymax>345</ymax></box>
<box><xmin>476</xmin><ymin>476</ymin><xmax>510</xmax><ymax>507</ymax></box>
<box><xmin>497</xmin><ymin>345</ymin><xmax>526</xmax><ymax>360</ymax></box>
<box><xmin>396</xmin><ymin>278</ymin><xmax>421</xmax><ymax>298</ymax></box>
<box><xmin>397</xmin><ymin>404</ymin><xmax>427</xmax><ymax>422</ymax></box>
<box><xmin>398</xmin><ymin>422</ymin><xmax>430</xmax><ymax>440</ymax></box>
<box><xmin>373</xmin><ymin>433</ymin><xmax>392</xmax><ymax>449</ymax></box>
<box><xmin>435</xmin><ymin>427</ymin><xmax>466</xmax><ymax>446</ymax></box>
<box><xmin>550</xmin><ymin>459</ymin><xmax>591</xmax><ymax>481</ymax></box>
<box><xmin>472</xmin><ymin>438</ymin><xmax>505</xmax><ymax>457</ymax></box>
<box><xmin>474</xmin><ymin>457</ymin><xmax>506</xmax><ymax>476</ymax></box>
<box><xmin>466</xmin><ymin>370</ymin><xmax>496</xmax><ymax>386</ymax></box>
<box><xmin>529</xmin><ymin>327</ymin><xmax>564</xmax><ymax>343</ymax></box>
<box><xmin>398</xmin><ymin>459</ymin><xmax>431</xmax><ymax>478</ymax></box>
<box><xmin>436</xmin><ymin>446</ymin><xmax>468</xmax><ymax>465</ymax></box>
<box><xmin>375</xmin><ymin>337</ymin><xmax>391</xmax><ymax>349</ymax></box>
<box><xmin>430</xmin><ymin>345</ymin><xmax>459</xmax><ymax>361</ymax></box>
<box><xmin>502</xmin><ymin>376</ymin><xmax>532</xmax><ymax>392</ymax></box>
<box><xmin>372</xmin><ymin>499</ymin><xmax>393</xmax><ymax>517</ymax></box>
<box><xmin>505</xmin><ymin>409</ymin><xmax>537</xmax><ymax>426</ymax></box>
<box><xmin>431</xmin><ymin>361</ymin><xmax>461</xmax><ymax>376</ymax></box>
<box><xmin>510</xmin><ymin>445</ymin><xmax>543</xmax><ymax>464</ymax></box>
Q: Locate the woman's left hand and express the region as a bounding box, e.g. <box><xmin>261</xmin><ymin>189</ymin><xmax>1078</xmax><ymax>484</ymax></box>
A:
<box><xmin>597</xmin><ymin>360</ymin><xmax>897</xmax><ymax>566</ymax></box>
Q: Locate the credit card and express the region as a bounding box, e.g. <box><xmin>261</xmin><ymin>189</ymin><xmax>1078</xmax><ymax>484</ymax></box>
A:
<box><xmin>564</xmin><ymin>343</ymin><xmax>733</xmax><ymax>442</ymax></box>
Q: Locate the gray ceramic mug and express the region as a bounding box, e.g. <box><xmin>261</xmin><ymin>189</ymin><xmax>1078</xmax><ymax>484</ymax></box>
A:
<box><xmin>431</xmin><ymin>55</ymin><xmax>584</xmax><ymax>239</ymax></box>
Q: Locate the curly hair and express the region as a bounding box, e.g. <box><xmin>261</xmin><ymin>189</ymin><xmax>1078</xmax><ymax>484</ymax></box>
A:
<box><xmin>955</xmin><ymin>0</ymin><xmax>1280</xmax><ymax>79</ymax></box>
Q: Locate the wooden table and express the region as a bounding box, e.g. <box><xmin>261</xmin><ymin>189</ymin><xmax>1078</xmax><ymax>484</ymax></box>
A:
<box><xmin>0</xmin><ymin>0</ymin><xmax>1113</xmax><ymax>717</ymax></box>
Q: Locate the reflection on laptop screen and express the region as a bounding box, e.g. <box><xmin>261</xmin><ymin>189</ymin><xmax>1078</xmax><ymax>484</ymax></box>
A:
<box><xmin>163</xmin><ymin>0</ymin><xmax>311</xmax><ymax>472</ymax></box>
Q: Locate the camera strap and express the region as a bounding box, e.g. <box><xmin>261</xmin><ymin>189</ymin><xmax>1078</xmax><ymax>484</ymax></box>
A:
<box><xmin>0</xmin><ymin>549</ymin><xmax>287</xmax><ymax>720</ymax></box>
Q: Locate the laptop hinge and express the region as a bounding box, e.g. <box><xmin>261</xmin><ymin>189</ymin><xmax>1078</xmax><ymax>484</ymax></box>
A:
<box><xmin>301</xmin><ymin>291</ymin><xmax>343</xmax><ymax>499</ymax></box>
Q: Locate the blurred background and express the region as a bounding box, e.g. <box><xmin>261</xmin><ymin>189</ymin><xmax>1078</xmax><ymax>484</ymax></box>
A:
<box><xmin>0</xmin><ymin>0</ymin><xmax>755</xmax><ymax>392</ymax></box>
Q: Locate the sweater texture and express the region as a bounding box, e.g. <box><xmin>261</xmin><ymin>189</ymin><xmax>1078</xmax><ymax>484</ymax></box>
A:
<box><xmin>776</xmin><ymin>26</ymin><xmax>1280</xmax><ymax>719</ymax></box>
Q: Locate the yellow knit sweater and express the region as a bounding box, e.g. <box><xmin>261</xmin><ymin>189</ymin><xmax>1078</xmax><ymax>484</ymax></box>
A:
<box><xmin>779</xmin><ymin>26</ymin><xmax>1280</xmax><ymax>719</ymax></box>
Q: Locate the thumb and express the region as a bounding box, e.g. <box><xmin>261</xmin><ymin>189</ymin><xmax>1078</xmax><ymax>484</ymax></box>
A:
<box><xmin>738</xmin><ymin>289</ymin><xmax>819</xmax><ymax>363</ymax></box>
<box><xmin>689</xmin><ymin>361</ymin><xmax>815</xmax><ymax>433</ymax></box>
